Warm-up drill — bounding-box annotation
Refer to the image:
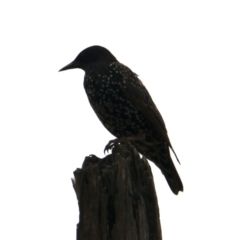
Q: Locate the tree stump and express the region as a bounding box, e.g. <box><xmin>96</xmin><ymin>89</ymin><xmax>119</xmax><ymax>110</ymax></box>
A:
<box><xmin>72</xmin><ymin>142</ymin><xmax>162</xmax><ymax>240</ymax></box>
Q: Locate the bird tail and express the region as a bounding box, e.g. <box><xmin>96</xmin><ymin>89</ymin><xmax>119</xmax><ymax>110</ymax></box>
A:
<box><xmin>155</xmin><ymin>145</ymin><xmax>183</xmax><ymax>195</ymax></box>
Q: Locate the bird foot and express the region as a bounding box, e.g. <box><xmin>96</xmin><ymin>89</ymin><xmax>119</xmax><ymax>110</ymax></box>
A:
<box><xmin>104</xmin><ymin>135</ymin><xmax>145</xmax><ymax>154</ymax></box>
<box><xmin>104</xmin><ymin>139</ymin><xmax>118</xmax><ymax>153</ymax></box>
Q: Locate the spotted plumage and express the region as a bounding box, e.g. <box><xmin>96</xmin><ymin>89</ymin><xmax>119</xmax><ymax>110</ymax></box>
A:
<box><xmin>59</xmin><ymin>45</ymin><xmax>183</xmax><ymax>194</ymax></box>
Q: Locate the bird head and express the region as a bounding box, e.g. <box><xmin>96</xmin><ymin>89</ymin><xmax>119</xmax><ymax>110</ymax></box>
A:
<box><xmin>59</xmin><ymin>45</ymin><xmax>117</xmax><ymax>73</ymax></box>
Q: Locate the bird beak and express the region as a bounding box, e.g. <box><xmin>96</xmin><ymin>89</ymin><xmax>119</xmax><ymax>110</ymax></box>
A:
<box><xmin>59</xmin><ymin>60</ymin><xmax>79</xmax><ymax>72</ymax></box>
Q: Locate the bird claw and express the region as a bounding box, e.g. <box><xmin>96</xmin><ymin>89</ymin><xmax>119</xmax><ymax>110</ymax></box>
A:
<box><xmin>104</xmin><ymin>140</ymin><xmax>116</xmax><ymax>154</ymax></box>
<box><xmin>104</xmin><ymin>135</ymin><xmax>145</xmax><ymax>154</ymax></box>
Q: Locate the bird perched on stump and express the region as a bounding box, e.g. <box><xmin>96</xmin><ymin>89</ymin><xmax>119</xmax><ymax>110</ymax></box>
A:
<box><xmin>59</xmin><ymin>45</ymin><xmax>183</xmax><ymax>195</ymax></box>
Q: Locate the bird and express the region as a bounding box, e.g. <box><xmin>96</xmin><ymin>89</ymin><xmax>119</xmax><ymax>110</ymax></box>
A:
<box><xmin>59</xmin><ymin>45</ymin><xmax>183</xmax><ymax>194</ymax></box>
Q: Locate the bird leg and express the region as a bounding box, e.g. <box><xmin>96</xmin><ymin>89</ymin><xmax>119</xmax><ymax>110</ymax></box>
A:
<box><xmin>104</xmin><ymin>135</ymin><xmax>145</xmax><ymax>153</ymax></box>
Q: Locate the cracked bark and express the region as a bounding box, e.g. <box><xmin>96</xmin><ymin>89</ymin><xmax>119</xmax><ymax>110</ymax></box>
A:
<box><xmin>72</xmin><ymin>142</ymin><xmax>162</xmax><ymax>240</ymax></box>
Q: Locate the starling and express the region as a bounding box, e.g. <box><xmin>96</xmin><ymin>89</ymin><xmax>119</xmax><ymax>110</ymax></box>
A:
<box><xmin>59</xmin><ymin>46</ymin><xmax>183</xmax><ymax>194</ymax></box>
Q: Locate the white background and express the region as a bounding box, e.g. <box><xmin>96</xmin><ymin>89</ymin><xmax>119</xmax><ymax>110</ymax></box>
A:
<box><xmin>0</xmin><ymin>1</ymin><xmax>240</xmax><ymax>240</ymax></box>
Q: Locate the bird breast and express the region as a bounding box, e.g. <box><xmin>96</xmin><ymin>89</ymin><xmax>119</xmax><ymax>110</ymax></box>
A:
<box><xmin>83</xmin><ymin>67</ymin><xmax>148</xmax><ymax>137</ymax></box>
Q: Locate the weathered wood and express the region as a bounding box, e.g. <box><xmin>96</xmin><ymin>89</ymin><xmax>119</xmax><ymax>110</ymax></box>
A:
<box><xmin>72</xmin><ymin>142</ymin><xmax>162</xmax><ymax>240</ymax></box>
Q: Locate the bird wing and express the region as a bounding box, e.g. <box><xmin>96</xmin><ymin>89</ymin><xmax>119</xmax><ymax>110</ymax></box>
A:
<box><xmin>123</xmin><ymin>74</ymin><xmax>168</xmax><ymax>137</ymax></box>
<box><xmin>119</xmin><ymin>66</ymin><xmax>180</xmax><ymax>163</ymax></box>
